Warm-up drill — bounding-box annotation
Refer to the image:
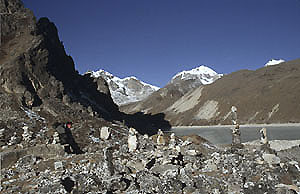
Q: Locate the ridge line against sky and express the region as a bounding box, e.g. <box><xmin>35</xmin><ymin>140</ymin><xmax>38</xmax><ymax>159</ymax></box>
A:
<box><xmin>23</xmin><ymin>0</ymin><xmax>300</xmax><ymax>87</ymax></box>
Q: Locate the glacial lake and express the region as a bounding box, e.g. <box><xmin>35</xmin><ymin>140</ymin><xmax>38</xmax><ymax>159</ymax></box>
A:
<box><xmin>168</xmin><ymin>124</ymin><xmax>300</xmax><ymax>144</ymax></box>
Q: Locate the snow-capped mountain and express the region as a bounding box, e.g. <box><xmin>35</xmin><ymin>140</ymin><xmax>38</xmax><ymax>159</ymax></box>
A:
<box><xmin>170</xmin><ymin>65</ymin><xmax>223</xmax><ymax>85</ymax></box>
<box><xmin>120</xmin><ymin>65</ymin><xmax>223</xmax><ymax>114</ymax></box>
<box><xmin>265</xmin><ymin>59</ymin><xmax>285</xmax><ymax>67</ymax></box>
<box><xmin>88</xmin><ymin>69</ymin><xmax>159</xmax><ymax>106</ymax></box>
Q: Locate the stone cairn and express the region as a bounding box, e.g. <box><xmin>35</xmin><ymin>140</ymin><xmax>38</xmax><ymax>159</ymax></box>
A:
<box><xmin>231</xmin><ymin>106</ymin><xmax>241</xmax><ymax>147</ymax></box>
<box><xmin>169</xmin><ymin>133</ymin><xmax>176</xmax><ymax>149</ymax></box>
<box><xmin>22</xmin><ymin>126</ymin><xmax>33</xmax><ymax>143</ymax></box>
<box><xmin>157</xmin><ymin>129</ymin><xmax>166</xmax><ymax>146</ymax></box>
<box><xmin>260</xmin><ymin>128</ymin><xmax>268</xmax><ymax>145</ymax></box>
<box><xmin>104</xmin><ymin>147</ymin><xmax>114</xmax><ymax>176</ymax></box>
<box><xmin>259</xmin><ymin>127</ymin><xmax>273</xmax><ymax>153</ymax></box>
<box><xmin>0</xmin><ymin>128</ymin><xmax>5</xmax><ymax>146</ymax></box>
<box><xmin>0</xmin><ymin>128</ymin><xmax>4</xmax><ymax>140</ymax></box>
<box><xmin>128</xmin><ymin>128</ymin><xmax>138</xmax><ymax>152</ymax></box>
<box><xmin>52</xmin><ymin>132</ymin><xmax>60</xmax><ymax>144</ymax></box>
<box><xmin>8</xmin><ymin>132</ymin><xmax>18</xmax><ymax>146</ymax></box>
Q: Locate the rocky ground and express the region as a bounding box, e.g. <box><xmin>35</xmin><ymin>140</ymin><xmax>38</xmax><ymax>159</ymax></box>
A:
<box><xmin>1</xmin><ymin>106</ymin><xmax>300</xmax><ymax>193</ymax></box>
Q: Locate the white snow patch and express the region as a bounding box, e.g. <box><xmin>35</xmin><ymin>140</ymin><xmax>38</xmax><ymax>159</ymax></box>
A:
<box><xmin>264</xmin><ymin>59</ymin><xmax>285</xmax><ymax>67</ymax></box>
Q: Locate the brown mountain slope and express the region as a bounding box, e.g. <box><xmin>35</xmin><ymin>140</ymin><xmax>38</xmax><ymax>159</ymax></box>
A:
<box><xmin>122</xmin><ymin>59</ymin><xmax>300</xmax><ymax>126</ymax></box>
<box><xmin>120</xmin><ymin>81</ymin><xmax>184</xmax><ymax>114</ymax></box>
<box><xmin>120</xmin><ymin>78</ymin><xmax>207</xmax><ymax>115</ymax></box>
<box><xmin>0</xmin><ymin>0</ymin><xmax>170</xmax><ymax>135</ymax></box>
<box><xmin>0</xmin><ymin>0</ymin><xmax>120</xmax><ymax>120</ymax></box>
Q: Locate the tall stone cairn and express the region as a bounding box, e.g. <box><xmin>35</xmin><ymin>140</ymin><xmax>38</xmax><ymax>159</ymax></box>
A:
<box><xmin>22</xmin><ymin>126</ymin><xmax>32</xmax><ymax>143</ymax></box>
<box><xmin>52</xmin><ymin>132</ymin><xmax>60</xmax><ymax>144</ymax></box>
<box><xmin>128</xmin><ymin>128</ymin><xmax>138</xmax><ymax>152</ymax></box>
<box><xmin>157</xmin><ymin>129</ymin><xmax>166</xmax><ymax>146</ymax></box>
<box><xmin>231</xmin><ymin>106</ymin><xmax>241</xmax><ymax>146</ymax></box>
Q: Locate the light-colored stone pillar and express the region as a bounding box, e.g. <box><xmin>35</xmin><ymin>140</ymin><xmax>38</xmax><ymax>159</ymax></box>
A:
<box><xmin>260</xmin><ymin>128</ymin><xmax>268</xmax><ymax>145</ymax></box>
<box><xmin>22</xmin><ymin>126</ymin><xmax>32</xmax><ymax>143</ymax></box>
<box><xmin>52</xmin><ymin>132</ymin><xmax>60</xmax><ymax>144</ymax></box>
<box><xmin>231</xmin><ymin>106</ymin><xmax>241</xmax><ymax>146</ymax></box>
<box><xmin>157</xmin><ymin>129</ymin><xmax>165</xmax><ymax>146</ymax></box>
<box><xmin>8</xmin><ymin>132</ymin><xmax>17</xmax><ymax>146</ymax></box>
<box><xmin>0</xmin><ymin>128</ymin><xmax>4</xmax><ymax>140</ymax></box>
<box><xmin>169</xmin><ymin>133</ymin><xmax>176</xmax><ymax>149</ymax></box>
<box><xmin>0</xmin><ymin>128</ymin><xmax>5</xmax><ymax>147</ymax></box>
<box><xmin>100</xmin><ymin>126</ymin><xmax>111</xmax><ymax>140</ymax></box>
<box><xmin>104</xmin><ymin>147</ymin><xmax>114</xmax><ymax>176</ymax></box>
<box><xmin>128</xmin><ymin>128</ymin><xmax>138</xmax><ymax>152</ymax></box>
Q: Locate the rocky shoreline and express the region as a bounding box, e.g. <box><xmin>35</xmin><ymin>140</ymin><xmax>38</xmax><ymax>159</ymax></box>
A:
<box><xmin>1</xmin><ymin>113</ymin><xmax>300</xmax><ymax>193</ymax></box>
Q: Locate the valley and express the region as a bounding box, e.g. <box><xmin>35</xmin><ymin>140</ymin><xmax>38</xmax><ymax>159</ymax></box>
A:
<box><xmin>0</xmin><ymin>0</ymin><xmax>300</xmax><ymax>193</ymax></box>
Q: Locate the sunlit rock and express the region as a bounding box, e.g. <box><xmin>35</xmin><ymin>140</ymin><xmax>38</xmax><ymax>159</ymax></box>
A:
<box><xmin>100</xmin><ymin>126</ymin><xmax>111</xmax><ymax>140</ymax></box>
<box><xmin>128</xmin><ymin>128</ymin><xmax>138</xmax><ymax>152</ymax></box>
<box><xmin>262</xmin><ymin>153</ymin><xmax>280</xmax><ymax>165</ymax></box>
<box><xmin>157</xmin><ymin>129</ymin><xmax>165</xmax><ymax>146</ymax></box>
<box><xmin>52</xmin><ymin>132</ymin><xmax>60</xmax><ymax>144</ymax></box>
<box><xmin>260</xmin><ymin>128</ymin><xmax>268</xmax><ymax>145</ymax></box>
<box><xmin>22</xmin><ymin>126</ymin><xmax>32</xmax><ymax>143</ymax></box>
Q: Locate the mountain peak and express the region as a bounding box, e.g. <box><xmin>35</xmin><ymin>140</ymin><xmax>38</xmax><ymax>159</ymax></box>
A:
<box><xmin>171</xmin><ymin>65</ymin><xmax>222</xmax><ymax>85</ymax></box>
<box><xmin>265</xmin><ymin>59</ymin><xmax>285</xmax><ymax>67</ymax></box>
<box><xmin>88</xmin><ymin>69</ymin><xmax>159</xmax><ymax>105</ymax></box>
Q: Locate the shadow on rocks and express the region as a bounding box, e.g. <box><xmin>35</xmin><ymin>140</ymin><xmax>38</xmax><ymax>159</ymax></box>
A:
<box><xmin>122</xmin><ymin>112</ymin><xmax>171</xmax><ymax>136</ymax></box>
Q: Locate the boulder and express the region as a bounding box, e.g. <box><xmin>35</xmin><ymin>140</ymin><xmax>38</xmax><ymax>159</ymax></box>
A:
<box><xmin>100</xmin><ymin>126</ymin><xmax>110</xmax><ymax>140</ymax></box>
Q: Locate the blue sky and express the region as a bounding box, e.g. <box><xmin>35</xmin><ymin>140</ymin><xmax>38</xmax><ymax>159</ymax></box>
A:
<box><xmin>23</xmin><ymin>0</ymin><xmax>300</xmax><ymax>87</ymax></box>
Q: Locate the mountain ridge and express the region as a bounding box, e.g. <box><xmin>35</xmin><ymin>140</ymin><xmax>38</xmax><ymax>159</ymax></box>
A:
<box><xmin>88</xmin><ymin>69</ymin><xmax>159</xmax><ymax>105</ymax></box>
<box><xmin>121</xmin><ymin>59</ymin><xmax>300</xmax><ymax>126</ymax></box>
<box><xmin>120</xmin><ymin>65</ymin><xmax>222</xmax><ymax>114</ymax></box>
<box><xmin>170</xmin><ymin>65</ymin><xmax>223</xmax><ymax>85</ymax></box>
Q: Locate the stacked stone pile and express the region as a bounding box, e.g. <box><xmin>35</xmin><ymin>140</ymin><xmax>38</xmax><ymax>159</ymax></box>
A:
<box><xmin>1</xmin><ymin>120</ymin><xmax>300</xmax><ymax>193</ymax></box>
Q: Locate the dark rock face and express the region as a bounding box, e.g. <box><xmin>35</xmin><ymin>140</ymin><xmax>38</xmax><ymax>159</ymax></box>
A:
<box><xmin>0</xmin><ymin>0</ymin><xmax>170</xmax><ymax>141</ymax></box>
<box><xmin>0</xmin><ymin>0</ymin><xmax>119</xmax><ymax>120</ymax></box>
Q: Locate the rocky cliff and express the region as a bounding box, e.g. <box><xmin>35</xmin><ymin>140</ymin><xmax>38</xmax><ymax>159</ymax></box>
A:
<box><xmin>0</xmin><ymin>0</ymin><xmax>121</xmax><ymax>122</ymax></box>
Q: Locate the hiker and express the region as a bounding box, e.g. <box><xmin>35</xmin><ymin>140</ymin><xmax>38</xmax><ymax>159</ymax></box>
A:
<box><xmin>54</xmin><ymin>122</ymin><xmax>83</xmax><ymax>154</ymax></box>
